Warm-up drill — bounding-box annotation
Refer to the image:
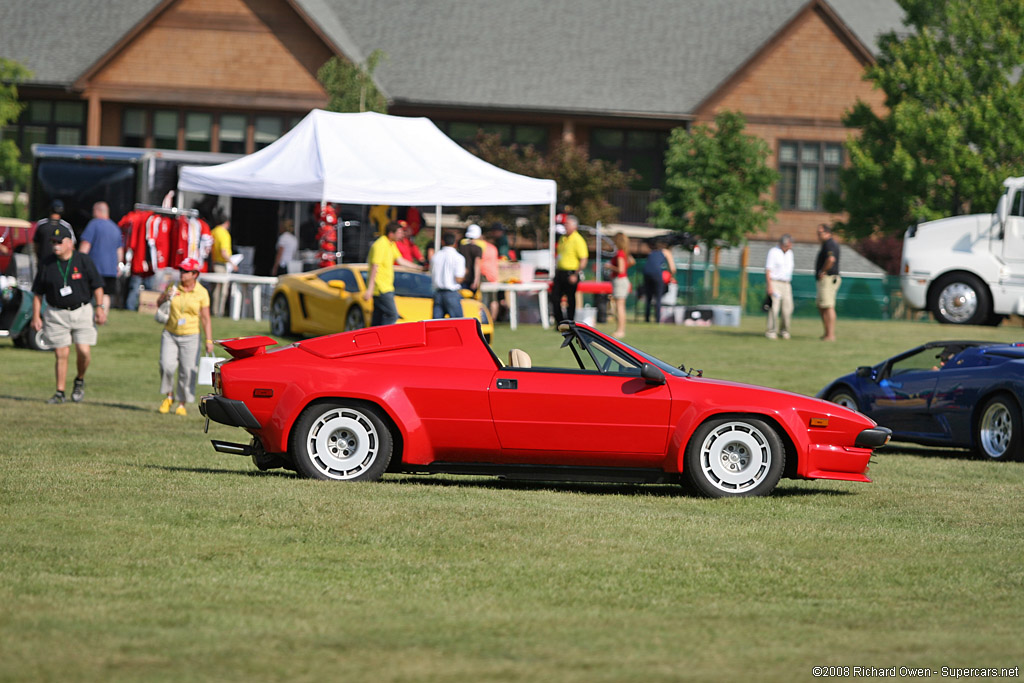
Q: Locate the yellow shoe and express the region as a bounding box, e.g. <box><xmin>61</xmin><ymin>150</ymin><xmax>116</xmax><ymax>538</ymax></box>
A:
<box><xmin>175</xmin><ymin>405</ymin><xmax>187</xmax><ymax>416</ymax></box>
<box><xmin>159</xmin><ymin>397</ymin><xmax>173</xmax><ymax>414</ymax></box>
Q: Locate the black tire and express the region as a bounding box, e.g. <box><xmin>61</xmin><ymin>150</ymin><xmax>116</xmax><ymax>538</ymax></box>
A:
<box><xmin>827</xmin><ymin>387</ymin><xmax>859</xmax><ymax>412</ymax></box>
<box><xmin>269</xmin><ymin>294</ymin><xmax>291</xmax><ymax>337</ymax></box>
<box><xmin>973</xmin><ymin>394</ymin><xmax>1022</xmax><ymax>462</ymax></box>
<box><xmin>684</xmin><ymin>416</ymin><xmax>785</xmax><ymax>498</ymax></box>
<box><xmin>344</xmin><ymin>305</ymin><xmax>366</xmax><ymax>332</ymax></box>
<box><xmin>17</xmin><ymin>326</ymin><xmax>48</xmax><ymax>351</ymax></box>
<box><xmin>929</xmin><ymin>273</ymin><xmax>991</xmax><ymax>325</ymax></box>
<box><xmin>289</xmin><ymin>401</ymin><xmax>393</xmax><ymax>480</ymax></box>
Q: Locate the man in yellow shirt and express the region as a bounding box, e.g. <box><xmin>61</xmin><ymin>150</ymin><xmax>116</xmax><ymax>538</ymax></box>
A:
<box><xmin>551</xmin><ymin>214</ymin><xmax>588</xmax><ymax>324</ymax></box>
<box><xmin>209</xmin><ymin>218</ymin><xmax>232</xmax><ymax>317</ymax></box>
<box><xmin>363</xmin><ymin>222</ymin><xmax>419</xmax><ymax>326</ymax></box>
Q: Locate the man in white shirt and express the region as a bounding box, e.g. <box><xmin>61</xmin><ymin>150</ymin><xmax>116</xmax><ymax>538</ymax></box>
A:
<box><xmin>765</xmin><ymin>234</ymin><xmax>794</xmax><ymax>339</ymax></box>
<box><xmin>431</xmin><ymin>231</ymin><xmax>466</xmax><ymax>319</ymax></box>
<box><xmin>272</xmin><ymin>220</ymin><xmax>299</xmax><ymax>276</ymax></box>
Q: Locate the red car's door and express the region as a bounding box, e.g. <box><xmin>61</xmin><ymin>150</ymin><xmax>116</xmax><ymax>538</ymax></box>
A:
<box><xmin>488</xmin><ymin>369</ymin><xmax>672</xmax><ymax>465</ymax></box>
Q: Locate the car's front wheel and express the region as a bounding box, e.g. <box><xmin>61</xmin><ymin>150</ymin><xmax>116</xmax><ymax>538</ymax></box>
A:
<box><xmin>684</xmin><ymin>416</ymin><xmax>785</xmax><ymax>497</ymax></box>
<box><xmin>930</xmin><ymin>273</ymin><xmax>992</xmax><ymax>325</ymax></box>
<box><xmin>974</xmin><ymin>394</ymin><xmax>1022</xmax><ymax>461</ymax></box>
<box><xmin>290</xmin><ymin>401</ymin><xmax>393</xmax><ymax>480</ymax></box>
<box><xmin>270</xmin><ymin>294</ymin><xmax>291</xmax><ymax>337</ymax></box>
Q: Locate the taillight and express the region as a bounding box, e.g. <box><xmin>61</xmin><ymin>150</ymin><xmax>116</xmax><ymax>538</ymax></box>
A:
<box><xmin>213</xmin><ymin>366</ymin><xmax>222</xmax><ymax>393</ymax></box>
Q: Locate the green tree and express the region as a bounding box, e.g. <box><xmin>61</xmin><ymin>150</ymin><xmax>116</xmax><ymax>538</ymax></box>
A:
<box><xmin>650</xmin><ymin>110</ymin><xmax>779</xmax><ymax>247</ymax></box>
<box><xmin>0</xmin><ymin>58</ymin><xmax>31</xmax><ymax>213</ymax></box>
<box><xmin>827</xmin><ymin>0</ymin><xmax>1024</xmax><ymax>239</ymax></box>
<box><xmin>469</xmin><ymin>132</ymin><xmax>636</xmax><ymax>237</ymax></box>
<box><xmin>318</xmin><ymin>51</ymin><xmax>388</xmax><ymax>114</ymax></box>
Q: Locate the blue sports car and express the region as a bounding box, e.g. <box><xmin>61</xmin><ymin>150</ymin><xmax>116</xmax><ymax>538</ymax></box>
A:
<box><xmin>817</xmin><ymin>341</ymin><xmax>1024</xmax><ymax>461</ymax></box>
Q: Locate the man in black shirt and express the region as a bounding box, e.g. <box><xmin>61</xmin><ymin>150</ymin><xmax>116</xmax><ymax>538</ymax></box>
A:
<box><xmin>32</xmin><ymin>199</ymin><xmax>74</xmax><ymax>277</ymax></box>
<box><xmin>31</xmin><ymin>223</ymin><xmax>107</xmax><ymax>403</ymax></box>
<box><xmin>815</xmin><ymin>223</ymin><xmax>841</xmax><ymax>342</ymax></box>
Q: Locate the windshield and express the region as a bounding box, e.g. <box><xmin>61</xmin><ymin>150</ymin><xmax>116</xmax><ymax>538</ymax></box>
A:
<box><xmin>568</xmin><ymin>326</ymin><xmax>688</xmax><ymax>377</ymax></box>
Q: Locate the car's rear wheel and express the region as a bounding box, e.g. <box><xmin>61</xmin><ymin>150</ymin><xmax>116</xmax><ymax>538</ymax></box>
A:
<box><xmin>974</xmin><ymin>394</ymin><xmax>1022</xmax><ymax>461</ymax></box>
<box><xmin>684</xmin><ymin>416</ymin><xmax>784</xmax><ymax>498</ymax></box>
<box><xmin>290</xmin><ymin>401</ymin><xmax>393</xmax><ymax>481</ymax></box>
<box><xmin>344</xmin><ymin>305</ymin><xmax>365</xmax><ymax>332</ymax></box>
<box><xmin>827</xmin><ymin>387</ymin><xmax>859</xmax><ymax>412</ymax></box>
<box><xmin>270</xmin><ymin>294</ymin><xmax>291</xmax><ymax>337</ymax></box>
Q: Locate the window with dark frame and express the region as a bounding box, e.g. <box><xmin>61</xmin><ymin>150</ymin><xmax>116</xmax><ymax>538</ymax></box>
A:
<box><xmin>777</xmin><ymin>140</ymin><xmax>843</xmax><ymax>211</ymax></box>
<box><xmin>119</xmin><ymin>109</ymin><xmax>298</xmax><ymax>151</ymax></box>
<box><xmin>1</xmin><ymin>99</ymin><xmax>85</xmax><ymax>161</ymax></box>
<box><xmin>589</xmin><ymin>127</ymin><xmax>668</xmax><ymax>191</ymax></box>
<box><xmin>437</xmin><ymin>121</ymin><xmax>549</xmax><ymax>152</ymax></box>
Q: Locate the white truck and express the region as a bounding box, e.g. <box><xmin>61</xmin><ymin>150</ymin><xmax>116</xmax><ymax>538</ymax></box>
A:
<box><xmin>902</xmin><ymin>176</ymin><xmax>1024</xmax><ymax>325</ymax></box>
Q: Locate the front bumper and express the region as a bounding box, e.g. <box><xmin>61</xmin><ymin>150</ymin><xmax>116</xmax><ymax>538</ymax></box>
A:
<box><xmin>900</xmin><ymin>275</ymin><xmax>929</xmax><ymax>310</ymax></box>
<box><xmin>855</xmin><ymin>426</ymin><xmax>892</xmax><ymax>449</ymax></box>
<box><xmin>199</xmin><ymin>394</ymin><xmax>262</xmax><ymax>430</ymax></box>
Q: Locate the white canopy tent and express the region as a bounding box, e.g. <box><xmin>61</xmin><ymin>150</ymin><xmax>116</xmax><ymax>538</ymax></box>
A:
<box><xmin>177</xmin><ymin>109</ymin><xmax>558</xmax><ymax>262</ymax></box>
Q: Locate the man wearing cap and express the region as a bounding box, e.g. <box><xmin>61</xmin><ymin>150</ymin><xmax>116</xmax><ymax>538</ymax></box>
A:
<box><xmin>32</xmin><ymin>200</ymin><xmax>75</xmax><ymax>277</ymax></box>
<box><xmin>155</xmin><ymin>257</ymin><xmax>214</xmax><ymax>416</ymax></box>
<box><xmin>551</xmin><ymin>214</ymin><xmax>588</xmax><ymax>324</ymax></box>
<box><xmin>458</xmin><ymin>224</ymin><xmax>484</xmax><ymax>293</ymax></box>
<box><xmin>364</xmin><ymin>221</ymin><xmax>419</xmax><ymax>326</ymax></box>
<box><xmin>31</xmin><ymin>223</ymin><xmax>106</xmax><ymax>404</ymax></box>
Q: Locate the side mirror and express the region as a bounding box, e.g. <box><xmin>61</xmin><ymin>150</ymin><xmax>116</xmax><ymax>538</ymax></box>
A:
<box><xmin>996</xmin><ymin>193</ymin><xmax>1010</xmax><ymax>232</ymax></box>
<box><xmin>855</xmin><ymin>366</ymin><xmax>876</xmax><ymax>380</ymax></box>
<box><xmin>327</xmin><ymin>280</ymin><xmax>346</xmax><ymax>290</ymax></box>
<box><xmin>640</xmin><ymin>362</ymin><xmax>666</xmax><ymax>386</ymax></box>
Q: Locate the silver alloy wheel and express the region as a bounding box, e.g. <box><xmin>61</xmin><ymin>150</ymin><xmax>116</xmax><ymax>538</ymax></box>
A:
<box><xmin>979</xmin><ymin>401</ymin><xmax>1012</xmax><ymax>459</ymax></box>
<box><xmin>303</xmin><ymin>406</ymin><xmax>381</xmax><ymax>480</ymax></box>
<box><xmin>829</xmin><ymin>390</ymin><xmax>858</xmax><ymax>411</ymax></box>
<box><xmin>937</xmin><ymin>282</ymin><xmax>978</xmax><ymax>324</ymax></box>
<box><xmin>697</xmin><ymin>421</ymin><xmax>772</xmax><ymax>493</ymax></box>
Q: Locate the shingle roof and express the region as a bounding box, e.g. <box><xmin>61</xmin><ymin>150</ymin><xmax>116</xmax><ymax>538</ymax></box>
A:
<box><xmin>0</xmin><ymin>0</ymin><xmax>163</xmax><ymax>86</ymax></box>
<box><xmin>0</xmin><ymin>0</ymin><xmax>905</xmax><ymax>117</ymax></box>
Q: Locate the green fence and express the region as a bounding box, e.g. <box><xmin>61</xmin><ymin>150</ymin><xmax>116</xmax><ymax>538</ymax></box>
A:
<box><xmin>617</xmin><ymin>263</ymin><xmax>902</xmax><ymax>321</ymax></box>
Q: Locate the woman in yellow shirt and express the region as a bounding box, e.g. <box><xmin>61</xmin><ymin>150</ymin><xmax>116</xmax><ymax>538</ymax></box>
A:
<box><xmin>156</xmin><ymin>258</ymin><xmax>214</xmax><ymax>416</ymax></box>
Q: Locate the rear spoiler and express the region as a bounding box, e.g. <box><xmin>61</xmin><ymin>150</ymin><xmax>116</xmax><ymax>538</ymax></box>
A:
<box><xmin>215</xmin><ymin>336</ymin><xmax>280</xmax><ymax>359</ymax></box>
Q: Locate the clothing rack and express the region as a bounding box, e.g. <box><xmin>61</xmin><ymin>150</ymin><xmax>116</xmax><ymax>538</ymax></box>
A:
<box><xmin>133</xmin><ymin>203</ymin><xmax>199</xmax><ymax>218</ymax></box>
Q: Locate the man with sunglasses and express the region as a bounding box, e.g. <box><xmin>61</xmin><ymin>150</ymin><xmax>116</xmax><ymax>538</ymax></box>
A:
<box><xmin>30</xmin><ymin>224</ymin><xmax>106</xmax><ymax>404</ymax></box>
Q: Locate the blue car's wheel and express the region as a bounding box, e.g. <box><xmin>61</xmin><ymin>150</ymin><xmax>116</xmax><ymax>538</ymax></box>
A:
<box><xmin>684</xmin><ymin>416</ymin><xmax>785</xmax><ymax>498</ymax></box>
<box><xmin>827</xmin><ymin>388</ymin><xmax>858</xmax><ymax>412</ymax></box>
<box><xmin>974</xmin><ymin>395</ymin><xmax>1021</xmax><ymax>462</ymax></box>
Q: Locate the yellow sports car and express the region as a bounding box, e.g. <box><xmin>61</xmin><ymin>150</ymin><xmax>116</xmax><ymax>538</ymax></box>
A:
<box><xmin>269</xmin><ymin>264</ymin><xmax>494</xmax><ymax>341</ymax></box>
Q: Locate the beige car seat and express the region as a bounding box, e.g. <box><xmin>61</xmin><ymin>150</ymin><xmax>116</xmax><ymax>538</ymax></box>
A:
<box><xmin>508</xmin><ymin>348</ymin><xmax>532</xmax><ymax>368</ymax></box>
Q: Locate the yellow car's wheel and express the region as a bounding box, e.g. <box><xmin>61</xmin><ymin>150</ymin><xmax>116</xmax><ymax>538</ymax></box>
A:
<box><xmin>344</xmin><ymin>305</ymin><xmax>365</xmax><ymax>332</ymax></box>
<box><xmin>270</xmin><ymin>294</ymin><xmax>292</xmax><ymax>336</ymax></box>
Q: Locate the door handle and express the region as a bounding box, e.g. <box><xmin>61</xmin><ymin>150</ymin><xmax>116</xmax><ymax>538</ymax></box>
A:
<box><xmin>496</xmin><ymin>378</ymin><xmax>518</xmax><ymax>390</ymax></box>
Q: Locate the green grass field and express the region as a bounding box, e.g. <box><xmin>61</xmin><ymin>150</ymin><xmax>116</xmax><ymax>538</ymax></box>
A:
<box><xmin>2</xmin><ymin>310</ymin><xmax>1023</xmax><ymax>682</ymax></box>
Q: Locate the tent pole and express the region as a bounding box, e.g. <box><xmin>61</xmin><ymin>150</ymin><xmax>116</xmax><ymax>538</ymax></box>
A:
<box><xmin>548</xmin><ymin>202</ymin><xmax>556</xmax><ymax>279</ymax></box>
<box><xmin>435</xmin><ymin>205</ymin><xmax>442</xmax><ymax>256</ymax></box>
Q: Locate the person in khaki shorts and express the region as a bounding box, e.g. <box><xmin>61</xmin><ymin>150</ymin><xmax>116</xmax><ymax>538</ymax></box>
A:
<box><xmin>30</xmin><ymin>223</ymin><xmax>106</xmax><ymax>403</ymax></box>
<box><xmin>815</xmin><ymin>223</ymin><xmax>841</xmax><ymax>342</ymax></box>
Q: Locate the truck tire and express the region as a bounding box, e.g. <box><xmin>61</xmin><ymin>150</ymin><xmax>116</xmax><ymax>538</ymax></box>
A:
<box><xmin>929</xmin><ymin>273</ymin><xmax>992</xmax><ymax>325</ymax></box>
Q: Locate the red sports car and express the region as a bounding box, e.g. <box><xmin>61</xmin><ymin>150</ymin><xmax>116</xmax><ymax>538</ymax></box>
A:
<box><xmin>200</xmin><ymin>319</ymin><xmax>889</xmax><ymax>498</ymax></box>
